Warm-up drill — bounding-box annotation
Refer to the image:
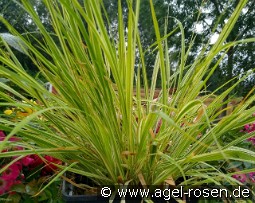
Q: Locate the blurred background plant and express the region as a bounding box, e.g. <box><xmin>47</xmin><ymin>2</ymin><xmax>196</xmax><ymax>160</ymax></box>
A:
<box><xmin>0</xmin><ymin>0</ymin><xmax>255</xmax><ymax>202</ymax></box>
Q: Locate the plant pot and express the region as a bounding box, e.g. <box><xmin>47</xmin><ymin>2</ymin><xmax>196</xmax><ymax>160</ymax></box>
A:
<box><xmin>62</xmin><ymin>173</ymin><xmax>198</xmax><ymax>203</ymax></box>
<box><xmin>62</xmin><ymin>179</ymin><xmax>107</xmax><ymax>203</ymax></box>
<box><xmin>62</xmin><ymin>179</ymin><xmax>185</xmax><ymax>203</ymax></box>
<box><xmin>62</xmin><ymin>179</ymin><xmax>149</xmax><ymax>203</ymax></box>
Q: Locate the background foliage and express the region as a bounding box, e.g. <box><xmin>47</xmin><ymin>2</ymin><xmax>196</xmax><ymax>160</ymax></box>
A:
<box><xmin>1</xmin><ymin>0</ymin><xmax>254</xmax><ymax>96</ymax></box>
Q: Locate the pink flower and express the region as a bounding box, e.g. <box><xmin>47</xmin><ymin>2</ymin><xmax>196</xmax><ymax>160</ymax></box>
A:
<box><xmin>232</xmin><ymin>173</ymin><xmax>247</xmax><ymax>183</ymax></box>
<box><xmin>247</xmin><ymin>137</ymin><xmax>255</xmax><ymax>145</ymax></box>
<box><xmin>28</xmin><ymin>155</ymin><xmax>44</xmax><ymax>170</ymax></box>
<box><xmin>0</xmin><ymin>131</ymin><xmax>5</xmax><ymax>137</ymax></box>
<box><xmin>244</xmin><ymin>124</ymin><xmax>251</xmax><ymax>132</ymax></box>
<box><xmin>0</xmin><ymin>131</ymin><xmax>21</xmax><ymax>142</ymax></box>
<box><xmin>0</xmin><ymin>176</ymin><xmax>13</xmax><ymax>195</ymax></box>
<box><xmin>241</xmin><ymin>122</ymin><xmax>255</xmax><ymax>145</ymax></box>
<box><xmin>12</xmin><ymin>146</ymin><xmax>24</xmax><ymax>151</ymax></box>
<box><xmin>8</xmin><ymin>137</ymin><xmax>21</xmax><ymax>142</ymax></box>
<box><xmin>248</xmin><ymin>172</ymin><xmax>255</xmax><ymax>183</ymax></box>
<box><xmin>43</xmin><ymin>155</ymin><xmax>62</xmax><ymax>173</ymax></box>
<box><xmin>14</xmin><ymin>162</ymin><xmax>22</xmax><ymax>171</ymax></box>
<box><xmin>21</xmin><ymin>156</ymin><xmax>35</xmax><ymax>167</ymax></box>
<box><xmin>2</xmin><ymin>163</ymin><xmax>20</xmax><ymax>181</ymax></box>
<box><xmin>0</xmin><ymin>177</ymin><xmax>7</xmax><ymax>195</ymax></box>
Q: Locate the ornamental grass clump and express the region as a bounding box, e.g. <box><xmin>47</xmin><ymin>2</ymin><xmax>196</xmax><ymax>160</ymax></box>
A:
<box><xmin>0</xmin><ymin>0</ymin><xmax>255</xmax><ymax>201</ymax></box>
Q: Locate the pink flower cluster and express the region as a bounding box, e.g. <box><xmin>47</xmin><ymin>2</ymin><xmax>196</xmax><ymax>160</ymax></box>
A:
<box><xmin>242</xmin><ymin>123</ymin><xmax>255</xmax><ymax>145</ymax></box>
<box><xmin>0</xmin><ymin>162</ymin><xmax>23</xmax><ymax>195</ymax></box>
<box><xmin>0</xmin><ymin>131</ymin><xmax>62</xmax><ymax>195</ymax></box>
<box><xmin>0</xmin><ymin>131</ymin><xmax>20</xmax><ymax>142</ymax></box>
<box><xmin>232</xmin><ymin>172</ymin><xmax>255</xmax><ymax>184</ymax></box>
<box><xmin>232</xmin><ymin>118</ymin><xmax>255</xmax><ymax>184</ymax></box>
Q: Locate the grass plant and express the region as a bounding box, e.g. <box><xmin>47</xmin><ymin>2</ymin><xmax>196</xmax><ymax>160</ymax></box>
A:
<box><xmin>0</xmin><ymin>0</ymin><xmax>255</xmax><ymax>201</ymax></box>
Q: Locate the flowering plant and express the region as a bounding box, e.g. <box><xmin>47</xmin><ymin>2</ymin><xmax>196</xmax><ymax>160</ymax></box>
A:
<box><xmin>3</xmin><ymin>100</ymin><xmax>37</xmax><ymax>119</ymax></box>
<box><xmin>242</xmin><ymin>123</ymin><xmax>255</xmax><ymax>146</ymax></box>
<box><xmin>229</xmin><ymin>119</ymin><xmax>255</xmax><ymax>185</ymax></box>
<box><xmin>232</xmin><ymin>171</ymin><xmax>255</xmax><ymax>184</ymax></box>
<box><xmin>0</xmin><ymin>131</ymin><xmax>63</xmax><ymax>202</ymax></box>
<box><xmin>226</xmin><ymin>119</ymin><xmax>255</xmax><ymax>189</ymax></box>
